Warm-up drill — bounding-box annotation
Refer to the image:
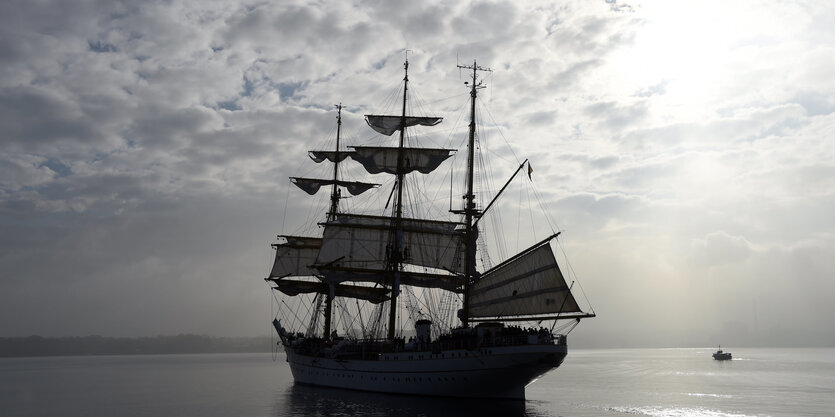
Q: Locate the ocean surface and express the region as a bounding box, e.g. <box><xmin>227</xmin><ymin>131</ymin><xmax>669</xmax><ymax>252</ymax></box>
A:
<box><xmin>1</xmin><ymin>348</ymin><xmax>833</xmax><ymax>417</ymax></box>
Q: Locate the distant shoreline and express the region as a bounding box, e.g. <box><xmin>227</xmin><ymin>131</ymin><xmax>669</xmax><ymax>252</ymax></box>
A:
<box><xmin>3</xmin><ymin>335</ymin><xmax>832</xmax><ymax>358</ymax></box>
<box><xmin>0</xmin><ymin>334</ymin><xmax>277</xmax><ymax>358</ymax></box>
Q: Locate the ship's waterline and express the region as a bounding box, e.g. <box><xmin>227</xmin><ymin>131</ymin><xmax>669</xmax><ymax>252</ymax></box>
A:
<box><xmin>286</xmin><ymin>343</ymin><xmax>567</xmax><ymax>399</ymax></box>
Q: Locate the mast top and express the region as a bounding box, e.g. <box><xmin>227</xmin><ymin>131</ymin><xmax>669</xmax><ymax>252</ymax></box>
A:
<box><xmin>457</xmin><ymin>59</ymin><xmax>491</xmax><ymax>71</ymax></box>
<box><xmin>458</xmin><ymin>60</ymin><xmax>492</xmax><ymax>88</ymax></box>
<box><xmin>403</xmin><ymin>50</ymin><xmax>412</xmax><ymax>81</ymax></box>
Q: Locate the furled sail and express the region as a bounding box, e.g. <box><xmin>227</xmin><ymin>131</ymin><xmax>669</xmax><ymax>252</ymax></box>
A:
<box><xmin>315</xmin><ymin>213</ymin><xmax>465</xmax><ymax>274</ymax></box>
<box><xmin>268</xmin><ymin>279</ymin><xmax>390</xmax><ymax>304</ymax></box>
<box><xmin>315</xmin><ymin>266</ymin><xmax>462</xmax><ymax>293</ymax></box>
<box><xmin>269</xmin><ymin>236</ymin><xmax>322</xmax><ymax>279</ymax></box>
<box><xmin>290</xmin><ymin>177</ymin><xmax>380</xmax><ymax>196</ymax></box>
<box><xmin>365</xmin><ymin>115</ymin><xmax>443</xmax><ymax>136</ymax></box>
<box><xmin>308</xmin><ymin>150</ymin><xmax>355</xmax><ymax>163</ymax></box>
<box><xmin>468</xmin><ymin>239</ymin><xmax>580</xmax><ymax>318</ymax></box>
<box><xmin>350</xmin><ymin>146</ymin><xmax>455</xmax><ymax>175</ymax></box>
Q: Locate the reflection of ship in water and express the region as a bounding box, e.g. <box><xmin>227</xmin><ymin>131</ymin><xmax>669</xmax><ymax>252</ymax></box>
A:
<box><xmin>279</xmin><ymin>383</ymin><xmax>528</xmax><ymax>417</ymax></box>
<box><xmin>265</xmin><ymin>57</ymin><xmax>595</xmax><ymax>399</ymax></box>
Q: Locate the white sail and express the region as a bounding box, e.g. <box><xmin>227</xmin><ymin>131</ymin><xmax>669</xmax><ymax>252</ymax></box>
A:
<box><xmin>270</xmin><ymin>279</ymin><xmax>390</xmax><ymax>304</ymax></box>
<box><xmin>350</xmin><ymin>146</ymin><xmax>455</xmax><ymax>175</ymax></box>
<box><xmin>315</xmin><ymin>213</ymin><xmax>465</xmax><ymax>274</ymax></box>
<box><xmin>469</xmin><ymin>240</ymin><xmax>580</xmax><ymax>318</ymax></box>
<box><xmin>365</xmin><ymin>115</ymin><xmax>442</xmax><ymax>136</ymax></box>
<box><xmin>315</xmin><ymin>266</ymin><xmax>462</xmax><ymax>293</ymax></box>
<box><xmin>269</xmin><ymin>236</ymin><xmax>322</xmax><ymax>279</ymax></box>
<box><xmin>290</xmin><ymin>177</ymin><xmax>379</xmax><ymax>196</ymax></box>
<box><xmin>308</xmin><ymin>150</ymin><xmax>355</xmax><ymax>163</ymax></box>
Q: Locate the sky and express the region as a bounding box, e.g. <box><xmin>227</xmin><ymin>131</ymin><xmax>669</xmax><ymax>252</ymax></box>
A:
<box><xmin>1</xmin><ymin>0</ymin><xmax>834</xmax><ymax>348</ymax></box>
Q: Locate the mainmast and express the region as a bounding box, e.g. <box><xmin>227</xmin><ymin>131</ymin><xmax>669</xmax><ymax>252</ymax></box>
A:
<box><xmin>457</xmin><ymin>60</ymin><xmax>491</xmax><ymax>328</ymax></box>
<box><xmin>341</xmin><ymin>54</ymin><xmax>448</xmax><ymax>341</ymax></box>
<box><xmin>388</xmin><ymin>59</ymin><xmax>410</xmax><ymax>340</ymax></box>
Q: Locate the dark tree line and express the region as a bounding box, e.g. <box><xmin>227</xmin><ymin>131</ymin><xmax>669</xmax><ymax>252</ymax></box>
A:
<box><xmin>0</xmin><ymin>334</ymin><xmax>276</xmax><ymax>357</ymax></box>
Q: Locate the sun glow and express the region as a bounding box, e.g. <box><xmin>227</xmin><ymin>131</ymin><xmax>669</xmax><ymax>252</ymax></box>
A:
<box><xmin>609</xmin><ymin>0</ymin><xmax>801</xmax><ymax>123</ymax></box>
<box><xmin>615</xmin><ymin>3</ymin><xmax>736</xmax><ymax>118</ymax></box>
<box><xmin>614</xmin><ymin>1</ymin><xmax>804</xmax><ymax>120</ymax></box>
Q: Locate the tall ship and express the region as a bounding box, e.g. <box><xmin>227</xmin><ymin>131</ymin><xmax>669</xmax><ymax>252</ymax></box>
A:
<box><xmin>264</xmin><ymin>57</ymin><xmax>595</xmax><ymax>400</ymax></box>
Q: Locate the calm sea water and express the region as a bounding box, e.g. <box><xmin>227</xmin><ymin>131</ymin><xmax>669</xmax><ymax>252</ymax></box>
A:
<box><xmin>1</xmin><ymin>348</ymin><xmax>833</xmax><ymax>417</ymax></box>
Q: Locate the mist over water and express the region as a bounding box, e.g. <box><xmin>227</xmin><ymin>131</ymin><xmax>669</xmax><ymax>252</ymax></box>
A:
<box><xmin>2</xmin><ymin>348</ymin><xmax>832</xmax><ymax>417</ymax></box>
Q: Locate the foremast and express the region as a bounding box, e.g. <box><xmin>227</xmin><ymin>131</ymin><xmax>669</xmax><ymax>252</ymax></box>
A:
<box><xmin>268</xmin><ymin>104</ymin><xmax>381</xmax><ymax>341</ymax></box>
<box><xmin>323</xmin><ymin>103</ymin><xmax>344</xmax><ymax>340</ymax></box>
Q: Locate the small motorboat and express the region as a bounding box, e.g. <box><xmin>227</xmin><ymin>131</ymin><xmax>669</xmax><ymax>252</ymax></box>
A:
<box><xmin>712</xmin><ymin>345</ymin><xmax>732</xmax><ymax>360</ymax></box>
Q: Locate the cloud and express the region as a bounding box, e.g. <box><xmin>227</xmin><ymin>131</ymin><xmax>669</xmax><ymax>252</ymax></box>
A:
<box><xmin>0</xmin><ymin>154</ymin><xmax>57</xmax><ymax>191</ymax></box>
<box><xmin>584</xmin><ymin>100</ymin><xmax>648</xmax><ymax>131</ymax></box>
<box><xmin>1</xmin><ymin>0</ymin><xmax>834</xmax><ymax>348</ymax></box>
<box><xmin>0</xmin><ymin>86</ymin><xmax>107</xmax><ymax>151</ymax></box>
<box><xmin>690</xmin><ymin>231</ymin><xmax>755</xmax><ymax>266</ymax></box>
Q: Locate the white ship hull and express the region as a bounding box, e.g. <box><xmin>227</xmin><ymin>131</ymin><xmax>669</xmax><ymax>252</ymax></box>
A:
<box><xmin>285</xmin><ymin>344</ymin><xmax>567</xmax><ymax>400</ymax></box>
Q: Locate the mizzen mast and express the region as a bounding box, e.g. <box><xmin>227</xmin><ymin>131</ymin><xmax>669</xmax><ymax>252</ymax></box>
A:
<box><xmin>457</xmin><ymin>60</ymin><xmax>491</xmax><ymax>328</ymax></box>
